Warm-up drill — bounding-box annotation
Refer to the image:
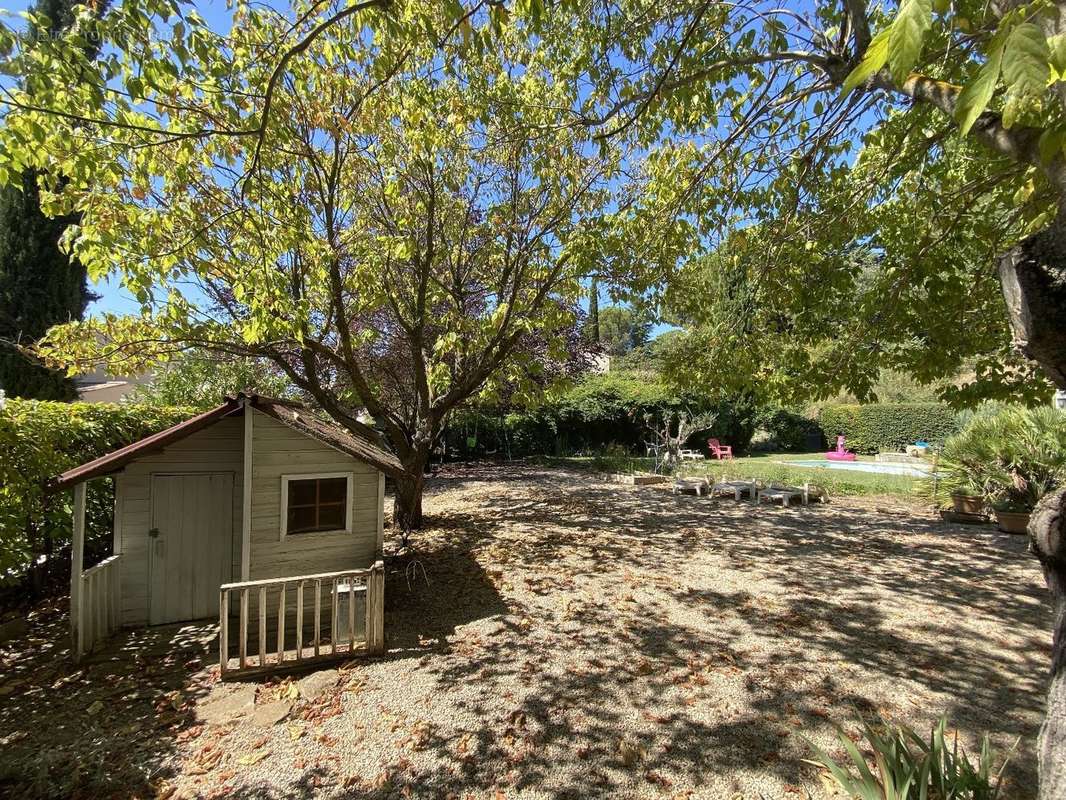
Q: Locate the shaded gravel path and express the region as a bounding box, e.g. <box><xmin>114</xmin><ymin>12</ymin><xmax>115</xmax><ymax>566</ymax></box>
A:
<box><xmin>0</xmin><ymin>464</ymin><xmax>1051</xmax><ymax>798</ymax></box>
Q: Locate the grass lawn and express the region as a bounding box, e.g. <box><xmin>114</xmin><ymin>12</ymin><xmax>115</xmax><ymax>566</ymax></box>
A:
<box><xmin>545</xmin><ymin>451</ymin><xmax>926</xmax><ymax>499</ymax></box>
<box><xmin>0</xmin><ymin>464</ymin><xmax>1045</xmax><ymax>798</ymax></box>
<box><xmin>683</xmin><ymin>452</ymin><xmax>925</xmax><ymax>499</ymax></box>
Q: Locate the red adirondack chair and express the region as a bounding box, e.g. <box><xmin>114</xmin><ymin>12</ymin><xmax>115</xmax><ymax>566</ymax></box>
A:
<box><xmin>708</xmin><ymin>438</ymin><xmax>733</xmax><ymax>460</ymax></box>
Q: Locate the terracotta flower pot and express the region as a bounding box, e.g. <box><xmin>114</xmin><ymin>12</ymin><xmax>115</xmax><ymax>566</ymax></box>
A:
<box><xmin>952</xmin><ymin>493</ymin><xmax>984</xmax><ymax>515</ymax></box>
<box><xmin>994</xmin><ymin>509</ymin><xmax>1031</xmax><ymax>535</ymax></box>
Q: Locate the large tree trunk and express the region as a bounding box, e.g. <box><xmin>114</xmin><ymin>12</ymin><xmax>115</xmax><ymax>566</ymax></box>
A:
<box><xmin>998</xmin><ymin>215</ymin><xmax>1066</xmax><ymax>799</ymax></box>
<box><xmin>1030</xmin><ymin>488</ymin><xmax>1066</xmax><ymax>800</ymax></box>
<box><xmin>392</xmin><ymin>472</ymin><xmax>425</xmax><ymax>534</ymax></box>
<box><xmin>998</xmin><ymin>217</ymin><xmax>1066</xmax><ymax>388</ymax></box>
<box><xmin>391</xmin><ymin>445</ymin><xmax>432</xmax><ymax>537</ymax></box>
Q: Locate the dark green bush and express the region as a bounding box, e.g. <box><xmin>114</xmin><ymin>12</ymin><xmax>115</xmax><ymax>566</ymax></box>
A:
<box><xmin>818</xmin><ymin>403</ymin><xmax>960</xmax><ymax>454</ymax></box>
<box><xmin>444</xmin><ymin>407</ymin><xmax>560</xmax><ymax>459</ymax></box>
<box><xmin>0</xmin><ymin>400</ymin><xmax>192</xmax><ymax>592</ymax></box>
<box><xmin>754</xmin><ymin>407</ymin><xmax>823</xmax><ymax>451</ymax></box>
<box><xmin>445</xmin><ymin>374</ymin><xmax>760</xmax><ymax>458</ymax></box>
<box><xmin>935</xmin><ymin>405</ymin><xmax>1066</xmax><ymax>511</ymax></box>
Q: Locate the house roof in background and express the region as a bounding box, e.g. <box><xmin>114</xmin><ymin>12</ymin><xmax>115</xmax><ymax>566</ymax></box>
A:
<box><xmin>49</xmin><ymin>393</ymin><xmax>400</xmax><ymax>491</ymax></box>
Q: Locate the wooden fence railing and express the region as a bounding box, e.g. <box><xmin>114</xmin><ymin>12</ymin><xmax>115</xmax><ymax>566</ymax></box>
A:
<box><xmin>75</xmin><ymin>554</ymin><xmax>123</xmax><ymax>659</ymax></box>
<box><xmin>219</xmin><ymin>560</ymin><xmax>384</xmax><ymax>678</ymax></box>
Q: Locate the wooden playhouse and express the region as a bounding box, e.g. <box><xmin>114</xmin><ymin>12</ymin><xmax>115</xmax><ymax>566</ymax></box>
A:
<box><xmin>50</xmin><ymin>392</ymin><xmax>401</xmax><ymax>677</ymax></box>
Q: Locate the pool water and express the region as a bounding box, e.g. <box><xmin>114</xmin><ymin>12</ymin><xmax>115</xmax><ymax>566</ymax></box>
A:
<box><xmin>782</xmin><ymin>459</ymin><xmax>931</xmax><ymax>477</ymax></box>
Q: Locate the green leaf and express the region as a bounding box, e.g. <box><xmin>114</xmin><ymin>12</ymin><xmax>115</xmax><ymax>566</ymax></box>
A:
<box><xmin>842</xmin><ymin>27</ymin><xmax>891</xmax><ymax>95</ymax></box>
<box><xmin>1038</xmin><ymin>128</ymin><xmax>1064</xmax><ymax>162</ymax></box>
<box><xmin>1002</xmin><ymin>23</ymin><xmax>1050</xmax><ymax>96</ymax></box>
<box><xmin>997</xmin><ymin>22</ymin><xmax>1048</xmax><ymax>128</ymax></box>
<box><xmin>1048</xmin><ymin>33</ymin><xmax>1066</xmax><ymax>79</ymax></box>
<box><xmin>887</xmin><ymin>0</ymin><xmax>933</xmax><ymax>85</ymax></box>
<box><xmin>955</xmin><ymin>39</ymin><xmax>1004</xmax><ymax>136</ymax></box>
<box><xmin>1001</xmin><ymin>23</ymin><xmax>1050</xmax><ymax>127</ymax></box>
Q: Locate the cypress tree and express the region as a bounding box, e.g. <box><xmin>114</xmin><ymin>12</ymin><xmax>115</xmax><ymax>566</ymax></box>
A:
<box><xmin>0</xmin><ymin>0</ymin><xmax>106</xmax><ymax>399</ymax></box>
<box><xmin>587</xmin><ymin>278</ymin><xmax>600</xmax><ymax>343</ymax></box>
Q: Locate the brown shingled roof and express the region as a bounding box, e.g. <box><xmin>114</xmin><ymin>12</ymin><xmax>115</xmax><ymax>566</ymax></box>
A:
<box><xmin>249</xmin><ymin>395</ymin><xmax>402</xmax><ymax>473</ymax></box>
<box><xmin>49</xmin><ymin>393</ymin><xmax>401</xmax><ymax>492</ymax></box>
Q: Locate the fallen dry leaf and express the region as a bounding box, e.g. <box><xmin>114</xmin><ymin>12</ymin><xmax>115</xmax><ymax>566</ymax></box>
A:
<box><xmin>237</xmin><ymin>749</ymin><xmax>270</xmax><ymax>766</ymax></box>
<box><xmin>618</xmin><ymin>738</ymin><xmax>645</xmax><ymax>767</ymax></box>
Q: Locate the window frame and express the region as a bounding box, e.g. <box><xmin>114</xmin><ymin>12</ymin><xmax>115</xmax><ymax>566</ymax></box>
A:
<box><xmin>279</xmin><ymin>472</ymin><xmax>355</xmax><ymax>540</ymax></box>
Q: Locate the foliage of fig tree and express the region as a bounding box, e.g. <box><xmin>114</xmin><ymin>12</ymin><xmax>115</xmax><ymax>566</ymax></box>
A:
<box><xmin>0</xmin><ymin>0</ymin><xmax>627</xmax><ymax>528</ymax></box>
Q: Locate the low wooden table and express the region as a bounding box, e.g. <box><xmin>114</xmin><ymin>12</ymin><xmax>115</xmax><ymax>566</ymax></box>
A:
<box><xmin>713</xmin><ymin>479</ymin><xmax>757</xmax><ymax>502</ymax></box>
<box><xmin>673</xmin><ymin>477</ymin><xmax>710</xmax><ymax>496</ymax></box>
<box><xmin>756</xmin><ymin>484</ymin><xmax>809</xmax><ymax>507</ymax></box>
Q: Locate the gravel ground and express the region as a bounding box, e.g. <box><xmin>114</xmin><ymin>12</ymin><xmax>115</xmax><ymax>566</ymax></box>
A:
<box><xmin>0</xmin><ymin>463</ymin><xmax>1051</xmax><ymax>799</ymax></box>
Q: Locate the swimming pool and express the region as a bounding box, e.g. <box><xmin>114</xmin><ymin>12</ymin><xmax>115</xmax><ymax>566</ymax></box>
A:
<box><xmin>780</xmin><ymin>459</ymin><xmax>931</xmax><ymax>477</ymax></box>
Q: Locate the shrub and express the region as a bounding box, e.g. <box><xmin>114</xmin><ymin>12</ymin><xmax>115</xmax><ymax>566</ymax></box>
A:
<box><xmin>0</xmin><ymin>400</ymin><xmax>192</xmax><ymax>592</ymax></box>
<box><xmin>444</xmin><ymin>408</ymin><xmax>560</xmax><ymax>459</ymax></box>
<box><xmin>589</xmin><ymin>443</ymin><xmax>647</xmax><ymax>475</ymax></box>
<box><xmin>753</xmin><ymin>407</ymin><xmax>823</xmax><ymax>452</ymax></box>
<box><xmin>806</xmin><ymin>715</ymin><xmax>1009</xmax><ymax>799</ymax></box>
<box><xmin>935</xmin><ymin>405</ymin><xmax>1066</xmax><ymax>512</ymax></box>
<box><xmin>446</xmin><ymin>375</ymin><xmax>761</xmax><ymax>458</ymax></box>
<box><xmin>818</xmin><ymin>403</ymin><xmax>960</xmax><ymax>454</ymax></box>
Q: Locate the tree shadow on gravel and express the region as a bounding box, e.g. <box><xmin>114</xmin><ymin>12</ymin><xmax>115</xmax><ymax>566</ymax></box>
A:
<box><xmin>381</xmin><ymin>542</ymin><xmax>512</xmax><ymax>658</ymax></box>
<box><xmin>4</xmin><ymin>464</ymin><xmax>1046</xmax><ymax>799</ymax></box>
<box><xmin>0</xmin><ymin>604</ymin><xmax>217</xmax><ymax>798</ymax></box>
<box><xmin>353</xmin><ymin>464</ymin><xmax>1050</xmax><ymax>799</ymax></box>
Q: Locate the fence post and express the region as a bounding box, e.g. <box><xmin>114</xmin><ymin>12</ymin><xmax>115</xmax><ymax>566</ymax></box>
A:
<box><xmin>219</xmin><ymin>588</ymin><xmax>229</xmax><ymax>677</ymax></box>
<box><xmin>368</xmin><ymin>560</ymin><xmax>385</xmax><ymax>653</ymax></box>
<box><xmin>70</xmin><ymin>482</ymin><xmax>86</xmax><ymax>659</ymax></box>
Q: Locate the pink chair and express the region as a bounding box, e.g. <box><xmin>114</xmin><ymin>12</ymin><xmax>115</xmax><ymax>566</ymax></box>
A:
<box><xmin>708</xmin><ymin>438</ymin><xmax>733</xmax><ymax>460</ymax></box>
<box><xmin>825</xmin><ymin>436</ymin><xmax>856</xmax><ymax>462</ymax></box>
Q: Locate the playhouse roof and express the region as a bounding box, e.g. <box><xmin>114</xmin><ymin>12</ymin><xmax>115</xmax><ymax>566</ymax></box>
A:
<box><xmin>49</xmin><ymin>393</ymin><xmax>402</xmax><ymax>491</ymax></box>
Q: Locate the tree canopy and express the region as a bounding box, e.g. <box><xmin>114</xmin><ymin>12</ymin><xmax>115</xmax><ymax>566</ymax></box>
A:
<box><xmin>523</xmin><ymin>0</ymin><xmax>1066</xmax><ymax>403</ymax></box>
<box><xmin>129</xmin><ymin>352</ymin><xmax>291</xmax><ymax>408</ymax></box>
<box><xmin>598</xmin><ymin>304</ymin><xmax>653</xmax><ymax>358</ymax></box>
<box><xmin>0</xmin><ymin>0</ymin><xmax>625</xmax><ymax>526</ymax></box>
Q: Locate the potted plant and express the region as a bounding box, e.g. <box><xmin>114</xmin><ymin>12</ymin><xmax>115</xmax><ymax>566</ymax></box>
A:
<box><xmin>991</xmin><ymin>496</ymin><xmax>1032</xmax><ymax>535</ymax></box>
<box><xmin>950</xmin><ymin>480</ymin><xmax>986</xmax><ymax>515</ymax></box>
<box><xmin>938</xmin><ymin>405</ymin><xmax>1066</xmax><ymax>533</ymax></box>
<box><xmin>988</xmin><ymin>457</ymin><xmax>1056</xmax><ymax>534</ymax></box>
<box><xmin>933</xmin><ymin>446</ymin><xmax>991</xmax><ymax>515</ymax></box>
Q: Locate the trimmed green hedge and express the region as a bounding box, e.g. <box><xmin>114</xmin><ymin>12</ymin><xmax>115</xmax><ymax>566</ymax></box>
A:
<box><xmin>0</xmin><ymin>400</ymin><xmax>192</xmax><ymax>591</ymax></box>
<box><xmin>817</xmin><ymin>403</ymin><xmax>959</xmax><ymax>454</ymax></box>
<box><xmin>446</xmin><ymin>374</ymin><xmax>761</xmax><ymax>458</ymax></box>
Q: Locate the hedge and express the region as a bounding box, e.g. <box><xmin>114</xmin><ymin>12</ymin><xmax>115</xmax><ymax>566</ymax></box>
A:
<box><xmin>752</xmin><ymin>407</ymin><xmax>824</xmax><ymax>452</ymax></box>
<box><xmin>817</xmin><ymin>403</ymin><xmax>960</xmax><ymax>454</ymax></box>
<box><xmin>0</xmin><ymin>400</ymin><xmax>192</xmax><ymax>592</ymax></box>
<box><xmin>445</xmin><ymin>374</ymin><xmax>761</xmax><ymax>458</ymax></box>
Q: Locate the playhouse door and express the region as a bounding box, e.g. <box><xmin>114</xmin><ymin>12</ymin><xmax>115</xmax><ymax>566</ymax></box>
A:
<box><xmin>149</xmin><ymin>473</ymin><xmax>234</xmax><ymax>625</ymax></box>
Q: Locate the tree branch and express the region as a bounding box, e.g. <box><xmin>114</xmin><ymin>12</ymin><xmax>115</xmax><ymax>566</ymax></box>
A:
<box><xmin>243</xmin><ymin>0</ymin><xmax>390</xmax><ymax>187</ymax></box>
<box><xmin>870</xmin><ymin>73</ymin><xmax>1066</xmax><ymax>194</ymax></box>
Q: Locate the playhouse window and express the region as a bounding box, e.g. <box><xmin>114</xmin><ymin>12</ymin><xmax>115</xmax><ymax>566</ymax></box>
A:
<box><xmin>282</xmin><ymin>474</ymin><xmax>352</xmax><ymax>536</ymax></box>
